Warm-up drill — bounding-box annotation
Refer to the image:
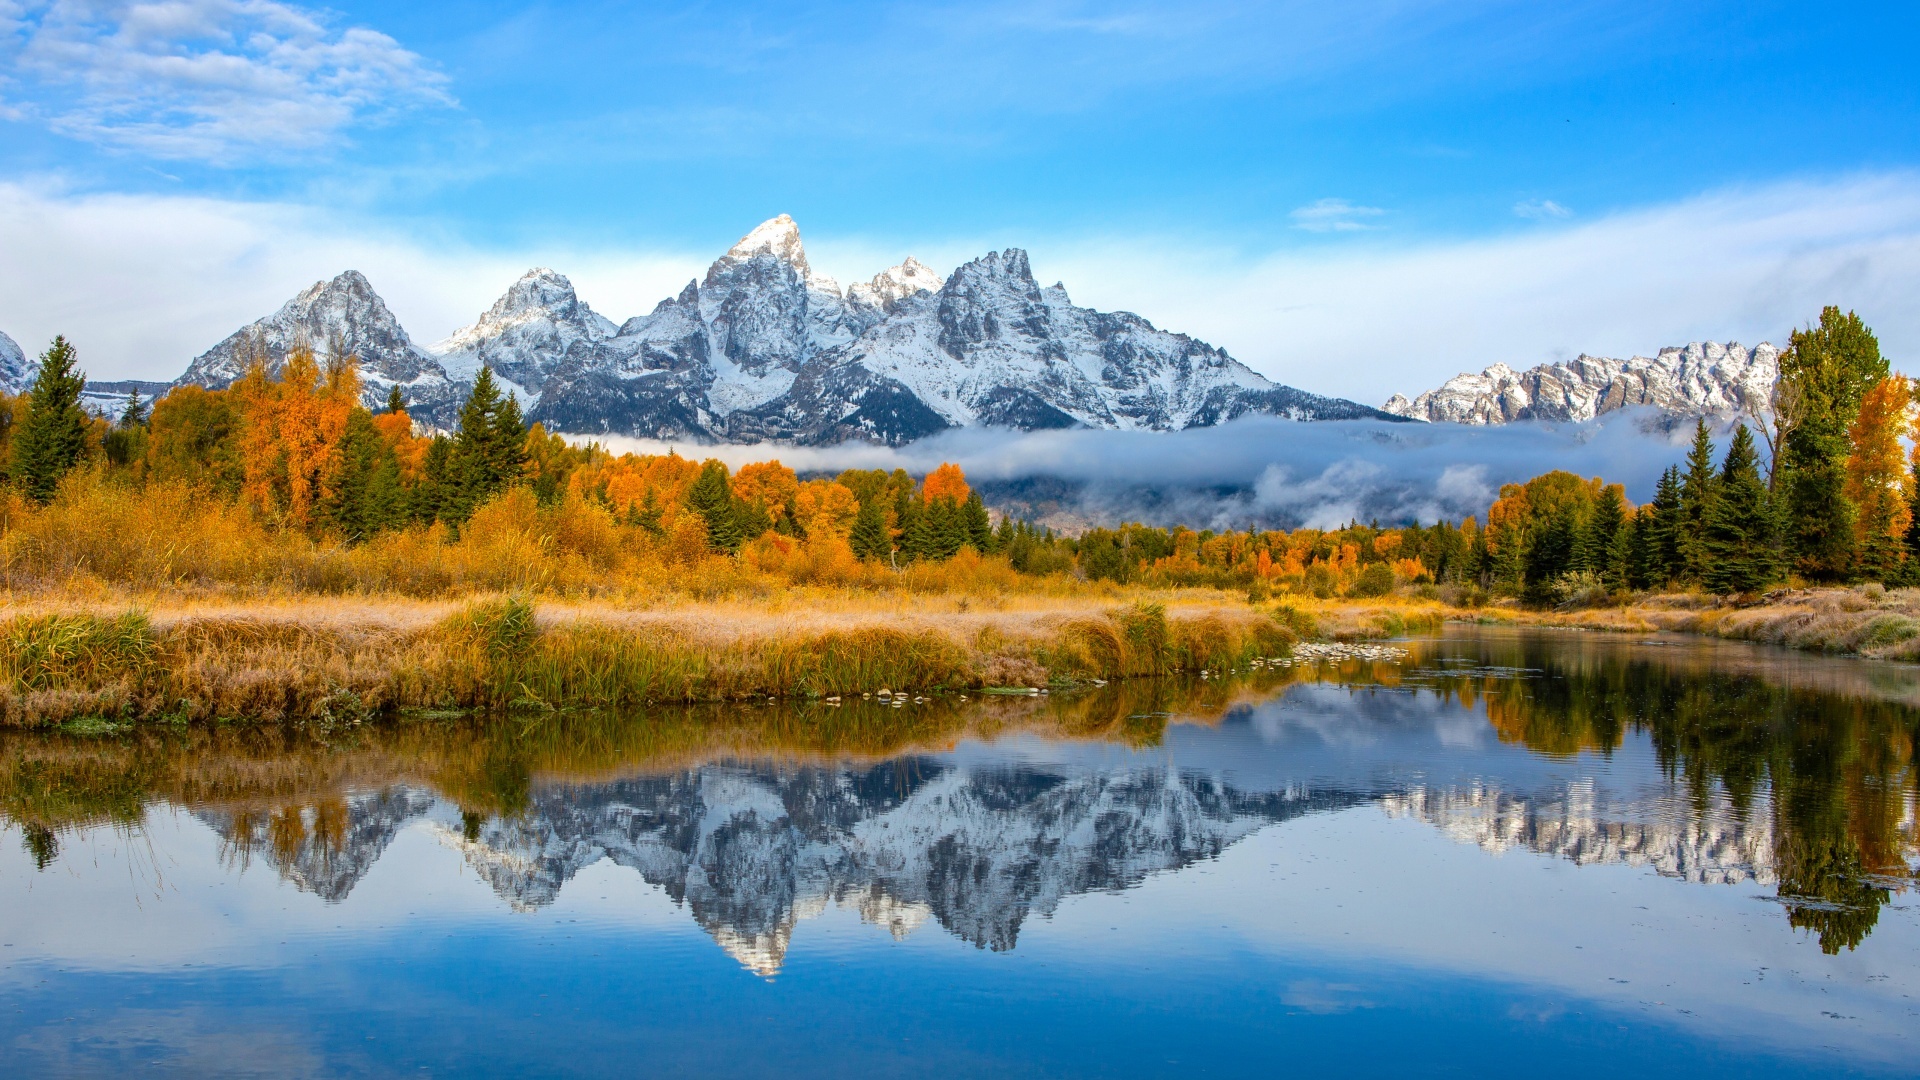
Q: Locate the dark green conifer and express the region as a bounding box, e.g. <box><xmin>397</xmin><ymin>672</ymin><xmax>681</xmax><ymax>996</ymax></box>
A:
<box><xmin>687</xmin><ymin>460</ymin><xmax>742</xmax><ymax>552</ymax></box>
<box><xmin>900</xmin><ymin>499</ymin><xmax>935</xmax><ymax>561</ymax></box>
<box><xmin>386</xmin><ymin>385</ymin><xmax>407</xmax><ymax>414</ymax></box>
<box><xmin>1646</xmin><ymin>466</ymin><xmax>1685</xmax><ymax>585</ymax></box>
<box><xmin>327</xmin><ymin>409</ymin><xmax>405</xmax><ymax>542</ymax></box>
<box><xmin>1584</xmin><ymin>484</ymin><xmax>1628</xmax><ymax>588</ymax></box>
<box><xmin>1777</xmin><ymin>307</ymin><xmax>1885</xmax><ymax>580</ymax></box>
<box><xmin>993</xmin><ymin>516</ymin><xmax>1016</xmax><ymax>554</ymax></box>
<box><xmin>119</xmin><ymin>390</ymin><xmax>148</xmax><ymax>427</ymax></box>
<box><xmin>962</xmin><ymin>492</ymin><xmax>993</xmax><ymax>552</ymax></box>
<box><xmin>447</xmin><ymin>368</ymin><xmax>529</xmax><ymax>520</ymax></box>
<box><xmin>413</xmin><ymin>435</ymin><xmax>455</xmax><ymax>525</ymax></box>
<box><xmin>1702</xmin><ymin>425</ymin><xmax>1779</xmax><ymax>594</ymax></box>
<box><xmin>849</xmin><ymin>498</ymin><xmax>890</xmax><ymax>561</ymax></box>
<box><xmin>632</xmin><ymin>489</ymin><xmax>664</xmax><ymax>537</ymax></box>
<box><xmin>13</xmin><ymin>336</ymin><xmax>89</xmax><ymax>503</ymax></box>
<box><xmin>1678</xmin><ymin>419</ymin><xmax>1719</xmax><ymax>583</ymax></box>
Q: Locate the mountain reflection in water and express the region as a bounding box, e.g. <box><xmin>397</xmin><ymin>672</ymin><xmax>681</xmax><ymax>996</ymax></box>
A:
<box><xmin>5</xmin><ymin>626</ymin><xmax>1915</xmax><ymax>974</ymax></box>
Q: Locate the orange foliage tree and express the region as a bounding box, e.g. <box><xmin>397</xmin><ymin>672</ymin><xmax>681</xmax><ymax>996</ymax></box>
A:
<box><xmin>1846</xmin><ymin>374</ymin><xmax>1913</xmax><ymax>579</ymax></box>
<box><xmin>234</xmin><ymin>347</ymin><xmax>360</xmax><ymax>529</ymax></box>
<box><xmin>922</xmin><ymin>462</ymin><xmax>970</xmax><ymax>504</ymax></box>
<box><xmin>733</xmin><ymin>460</ymin><xmax>799</xmax><ymax>515</ymax></box>
<box><xmin>793</xmin><ymin>478</ymin><xmax>859</xmax><ymax>537</ymax></box>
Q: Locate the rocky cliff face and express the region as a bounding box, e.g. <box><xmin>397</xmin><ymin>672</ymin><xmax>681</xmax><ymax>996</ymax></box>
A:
<box><xmin>175</xmin><ymin>270</ymin><xmax>466</xmax><ymax>424</ymax></box>
<box><xmin>0</xmin><ymin>330</ymin><xmax>28</xmax><ymax>394</ymax></box>
<box><xmin>173</xmin><ymin>216</ymin><xmax>1393</xmax><ymax>442</ymax></box>
<box><xmin>430</xmin><ymin>268</ymin><xmax>617</xmax><ymax>406</ymax></box>
<box><xmin>1384</xmin><ymin>341</ymin><xmax>1780</xmax><ymax>425</ymax></box>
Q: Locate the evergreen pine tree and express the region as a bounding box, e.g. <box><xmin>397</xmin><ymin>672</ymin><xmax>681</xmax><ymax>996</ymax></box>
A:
<box><xmin>1624</xmin><ymin>510</ymin><xmax>1653</xmax><ymax>589</ymax></box>
<box><xmin>1523</xmin><ymin>505</ymin><xmax>1579</xmax><ymax>603</ymax></box>
<box><xmin>961</xmin><ymin>492</ymin><xmax>993</xmax><ymax>552</ymax></box>
<box><xmin>1702</xmin><ymin>425</ymin><xmax>1779</xmax><ymax>594</ymax></box>
<box><xmin>386</xmin><ymin>385</ymin><xmax>407</xmax><ymax>414</ymax></box>
<box><xmin>491</xmin><ymin>391</ymin><xmax>529</xmax><ymax>482</ymax></box>
<box><xmin>900</xmin><ymin>499</ymin><xmax>936</xmax><ymax>561</ymax></box>
<box><xmin>118</xmin><ymin>390</ymin><xmax>148</xmax><ymax>427</ymax></box>
<box><xmin>928</xmin><ymin>499</ymin><xmax>965</xmax><ymax>559</ymax></box>
<box><xmin>1678</xmin><ymin>419</ymin><xmax>1719</xmax><ymax>583</ymax></box>
<box><xmin>687</xmin><ymin>460</ymin><xmax>742</xmax><ymax>553</ymax></box>
<box><xmin>327</xmin><ymin>410</ymin><xmax>405</xmax><ymax>542</ymax></box>
<box><xmin>849</xmin><ymin>498</ymin><xmax>890</xmax><ymax>561</ymax></box>
<box><xmin>1585</xmin><ymin>484</ymin><xmax>1628</xmax><ymax>588</ymax></box>
<box><xmin>13</xmin><ymin>336</ymin><xmax>89</xmax><ymax>503</ymax></box>
<box><xmin>1647</xmin><ymin>466</ymin><xmax>1685</xmax><ymax>585</ymax></box>
<box><xmin>1777</xmin><ymin>307</ymin><xmax>1885</xmax><ymax>580</ymax></box>
<box><xmin>413</xmin><ymin>435</ymin><xmax>455</xmax><ymax>525</ymax></box>
<box><xmin>633</xmin><ymin>489</ymin><xmax>664</xmax><ymax>537</ymax></box>
<box><xmin>993</xmin><ymin>516</ymin><xmax>1016</xmax><ymax>554</ymax></box>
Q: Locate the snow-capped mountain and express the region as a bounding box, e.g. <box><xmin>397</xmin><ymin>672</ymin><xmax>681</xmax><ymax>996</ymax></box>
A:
<box><xmin>430</xmin><ymin>268</ymin><xmax>617</xmax><ymax>406</ymax></box>
<box><xmin>175</xmin><ymin>270</ymin><xmax>465</xmax><ymax>422</ymax></box>
<box><xmin>540</xmin><ymin>218</ymin><xmax>1393</xmax><ymax>442</ymax></box>
<box><xmin>1384</xmin><ymin>341</ymin><xmax>1780</xmax><ymax>425</ymax></box>
<box><xmin>160</xmin><ymin>214</ymin><xmax>1375</xmax><ymax>443</ymax></box>
<box><xmin>0</xmin><ymin>330</ymin><xmax>30</xmax><ymax>394</ymax></box>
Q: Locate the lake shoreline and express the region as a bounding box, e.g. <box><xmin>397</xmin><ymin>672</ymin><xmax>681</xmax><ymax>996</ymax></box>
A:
<box><xmin>0</xmin><ymin>593</ymin><xmax>1298</xmax><ymax>729</ymax></box>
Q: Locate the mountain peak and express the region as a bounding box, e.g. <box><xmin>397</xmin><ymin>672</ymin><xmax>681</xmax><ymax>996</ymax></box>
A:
<box><xmin>297</xmin><ymin>269</ymin><xmax>377</xmax><ymax>305</ymax></box>
<box><xmin>850</xmin><ymin>256</ymin><xmax>945</xmax><ymax>308</ymax></box>
<box><xmin>492</xmin><ymin>268</ymin><xmax>579</xmax><ymax>317</ymax></box>
<box><xmin>723</xmin><ymin>214</ymin><xmax>809</xmax><ymax>273</ymax></box>
<box><xmin>0</xmin><ymin>329</ymin><xmax>29</xmax><ymax>394</ymax></box>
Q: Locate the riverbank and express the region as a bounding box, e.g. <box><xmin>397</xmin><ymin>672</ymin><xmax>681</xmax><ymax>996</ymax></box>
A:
<box><xmin>0</xmin><ymin>591</ymin><xmax>1299</xmax><ymax>728</ymax></box>
<box><xmin>1485</xmin><ymin>586</ymin><xmax>1920</xmax><ymax>661</ymax></box>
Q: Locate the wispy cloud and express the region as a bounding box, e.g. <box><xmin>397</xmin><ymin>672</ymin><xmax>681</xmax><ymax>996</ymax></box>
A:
<box><xmin>1</xmin><ymin>0</ymin><xmax>451</xmax><ymax>163</ymax></box>
<box><xmin>1290</xmin><ymin>198</ymin><xmax>1386</xmax><ymax>233</ymax></box>
<box><xmin>2</xmin><ymin>172</ymin><xmax>1917</xmax><ymax>408</ymax></box>
<box><xmin>1513</xmin><ymin>198</ymin><xmax>1572</xmax><ymax>220</ymax></box>
<box><xmin>1043</xmin><ymin>172</ymin><xmax>1920</xmax><ymax>402</ymax></box>
<box><xmin>591</xmin><ymin>409</ymin><xmax>1699</xmax><ymax>530</ymax></box>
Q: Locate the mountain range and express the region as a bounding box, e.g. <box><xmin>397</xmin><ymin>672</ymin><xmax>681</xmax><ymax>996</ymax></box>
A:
<box><xmin>1</xmin><ymin>221</ymin><xmax>1790</xmax><ymax>441</ymax></box>
<box><xmin>156</xmin><ymin>215</ymin><xmax>1391</xmax><ymax>443</ymax></box>
<box><xmin>1383</xmin><ymin>341</ymin><xmax>1780</xmax><ymax>425</ymax></box>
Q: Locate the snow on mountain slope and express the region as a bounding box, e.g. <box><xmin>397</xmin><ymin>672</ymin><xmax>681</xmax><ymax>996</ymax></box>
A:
<box><xmin>176</xmin><ymin>271</ymin><xmax>464</xmax><ymax>424</ymax></box>
<box><xmin>168</xmin><ymin>215</ymin><xmax>1395</xmax><ymax>443</ymax></box>
<box><xmin>1384</xmin><ymin>341</ymin><xmax>1780</xmax><ymax>425</ymax></box>
<box><xmin>848</xmin><ymin>256</ymin><xmax>943</xmax><ymax>310</ymax></box>
<box><xmin>431</xmin><ymin>268</ymin><xmax>616</xmax><ymax>409</ymax></box>
<box><xmin>0</xmin><ymin>330</ymin><xmax>29</xmax><ymax>394</ymax></box>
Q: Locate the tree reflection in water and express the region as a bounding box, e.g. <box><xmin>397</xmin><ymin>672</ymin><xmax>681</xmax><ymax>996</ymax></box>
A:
<box><xmin>2</xmin><ymin>628</ymin><xmax>1915</xmax><ymax>960</ymax></box>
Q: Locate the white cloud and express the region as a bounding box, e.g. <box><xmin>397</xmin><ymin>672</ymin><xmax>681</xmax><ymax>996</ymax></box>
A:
<box><xmin>590</xmin><ymin>409</ymin><xmax>1698</xmax><ymax>529</ymax></box>
<box><xmin>1039</xmin><ymin>172</ymin><xmax>1920</xmax><ymax>403</ymax></box>
<box><xmin>0</xmin><ymin>180</ymin><xmax>703</xmax><ymax>380</ymax></box>
<box><xmin>1512</xmin><ymin>198</ymin><xmax>1571</xmax><ymax>220</ymax></box>
<box><xmin>1</xmin><ymin>0</ymin><xmax>451</xmax><ymax>162</ymax></box>
<box><xmin>2</xmin><ymin>171</ymin><xmax>1917</xmax><ymax>411</ymax></box>
<box><xmin>1289</xmin><ymin>197</ymin><xmax>1386</xmax><ymax>232</ymax></box>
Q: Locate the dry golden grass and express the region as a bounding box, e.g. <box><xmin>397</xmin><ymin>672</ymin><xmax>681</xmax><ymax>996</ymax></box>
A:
<box><xmin>0</xmin><ymin>591</ymin><xmax>1301</xmax><ymax>727</ymax></box>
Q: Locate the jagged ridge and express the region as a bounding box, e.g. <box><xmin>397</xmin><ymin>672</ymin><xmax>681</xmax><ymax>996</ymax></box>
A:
<box><xmin>168</xmin><ymin>215</ymin><xmax>1397</xmax><ymax>440</ymax></box>
<box><xmin>1383</xmin><ymin>342</ymin><xmax>1780</xmax><ymax>425</ymax></box>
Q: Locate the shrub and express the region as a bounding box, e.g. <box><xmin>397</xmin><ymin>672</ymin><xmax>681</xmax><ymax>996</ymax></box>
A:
<box><xmin>1348</xmin><ymin>563</ymin><xmax>1394</xmax><ymax>598</ymax></box>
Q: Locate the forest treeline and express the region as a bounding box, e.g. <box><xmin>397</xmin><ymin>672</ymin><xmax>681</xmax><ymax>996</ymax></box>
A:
<box><xmin>0</xmin><ymin>306</ymin><xmax>1905</xmax><ymax>602</ymax></box>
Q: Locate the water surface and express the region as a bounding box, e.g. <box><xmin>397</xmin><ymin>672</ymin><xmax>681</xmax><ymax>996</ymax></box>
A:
<box><xmin>3</xmin><ymin>626</ymin><xmax>1916</xmax><ymax>1077</ymax></box>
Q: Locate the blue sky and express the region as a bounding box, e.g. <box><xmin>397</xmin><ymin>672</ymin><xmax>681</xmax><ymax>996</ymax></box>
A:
<box><xmin>0</xmin><ymin>1</ymin><xmax>1916</xmax><ymax>398</ymax></box>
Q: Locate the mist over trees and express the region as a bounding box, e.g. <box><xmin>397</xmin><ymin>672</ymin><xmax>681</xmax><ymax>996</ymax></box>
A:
<box><xmin>0</xmin><ymin>304</ymin><xmax>1906</xmax><ymax>604</ymax></box>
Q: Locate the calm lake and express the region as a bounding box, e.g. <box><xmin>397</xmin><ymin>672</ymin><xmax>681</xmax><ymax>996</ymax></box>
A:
<box><xmin>3</xmin><ymin>626</ymin><xmax>1916</xmax><ymax>1077</ymax></box>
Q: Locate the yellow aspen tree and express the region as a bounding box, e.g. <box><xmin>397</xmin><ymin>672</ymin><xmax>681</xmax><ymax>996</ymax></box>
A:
<box><xmin>1845</xmin><ymin>374</ymin><xmax>1911</xmax><ymax>580</ymax></box>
